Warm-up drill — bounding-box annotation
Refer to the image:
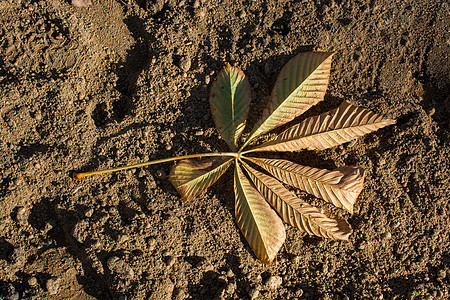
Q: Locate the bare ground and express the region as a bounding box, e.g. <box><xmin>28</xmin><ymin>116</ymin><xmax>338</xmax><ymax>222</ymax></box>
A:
<box><xmin>0</xmin><ymin>0</ymin><xmax>449</xmax><ymax>299</ymax></box>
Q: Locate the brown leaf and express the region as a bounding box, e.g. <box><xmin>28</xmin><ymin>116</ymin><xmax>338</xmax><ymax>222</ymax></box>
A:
<box><xmin>241</xmin><ymin>160</ymin><xmax>352</xmax><ymax>240</ymax></box>
<box><xmin>247</xmin><ymin>100</ymin><xmax>396</xmax><ymax>152</ymax></box>
<box><xmin>244</xmin><ymin>157</ymin><xmax>365</xmax><ymax>213</ymax></box>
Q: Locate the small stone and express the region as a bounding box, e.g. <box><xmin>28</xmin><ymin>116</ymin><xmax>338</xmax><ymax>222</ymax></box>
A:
<box><xmin>239</xmin><ymin>11</ymin><xmax>246</xmax><ymax>18</ymax></box>
<box><xmin>34</xmin><ymin>111</ymin><xmax>42</xmax><ymax>121</ymax></box>
<box><xmin>226</xmin><ymin>282</ymin><xmax>236</xmax><ymax>293</ymax></box>
<box><xmin>138</xmin><ymin>169</ymin><xmax>146</xmax><ymax>178</ymax></box>
<box><xmin>117</xmin><ymin>234</ymin><xmax>129</xmax><ymax>244</ymax></box>
<box><xmin>166</xmin><ymin>256</ymin><xmax>177</xmax><ymax>267</ymax></box>
<box><xmin>197</xmin><ymin>9</ymin><xmax>206</xmax><ymax>18</ymax></box>
<box><xmin>15</xmin><ymin>207</ymin><xmax>28</xmax><ymax>224</ymax></box>
<box><xmin>147</xmin><ymin>238</ymin><xmax>156</xmax><ymax>251</ymax></box>
<box><xmin>226</xmin><ymin>269</ymin><xmax>234</xmax><ymax>277</ymax></box>
<box><xmin>179</xmin><ymin>57</ymin><xmax>191</xmax><ymax>72</ymax></box>
<box><xmin>437</xmin><ymin>269</ymin><xmax>446</xmax><ymax>279</ymax></box>
<box><xmin>84</xmin><ymin>208</ymin><xmax>94</xmax><ymax>218</ymax></box>
<box><xmin>205</xmin><ymin>75</ymin><xmax>210</xmax><ymax>84</ymax></box>
<box><xmin>249</xmin><ymin>288</ymin><xmax>260</xmax><ymax>299</ymax></box>
<box><xmin>73</xmin><ymin>220</ymin><xmax>89</xmax><ymax>243</ymax></box>
<box><xmin>46</xmin><ymin>277</ymin><xmax>61</xmax><ymax>295</ymax></box>
<box><xmin>9</xmin><ymin>248</ymin><xmax>26</xmax><ymax>268</ymax></box>
<box><xmin>165</xmin><ymin>144</ymin><xmax>172</xmax><ymax>151</ymax></box>
<box><xmin>382</xmin><ymin>232</ymin><xmax>392</xmax><ymax>240</ymax></box>
<box><xmin>28</xmin><ymin>276</ymin><xmax>38</xmax><ymax>286</ymax></box>
<box><xmin>266</xmin><ymin>275</ymin><xmax>282</xmax><ymax>289</ymax></box>
<box><xmin>107</xmin><ymin>256</ymin><xmax>134</xmax><ymax>279</ymax></box>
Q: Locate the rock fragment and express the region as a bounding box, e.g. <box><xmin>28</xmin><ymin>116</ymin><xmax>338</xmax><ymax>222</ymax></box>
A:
<box><xmin>179</xmin><ymin>57</ymin><xmax>191</xmax><ymax>72</ymax></box>
<box><xmin>266</xmin><ymin>275</ymin><xmax>282</xmax><ymax>289</ymax></box>
<box><xmin>9</xmin><ymin>248</ymin><xmax>26</xmax><ymax>268</ymax></box>
<box><xmin>107</xmin><ymin>256</ymin><xmax>134</xmax><ymax>279</ymax></box>
<box><xmin>46</xmin><ymin>277</ymin><xmax>61</xmax><ymax>295</ymax></box>
<box><xmin>15</xmin><ymin>207</ymin><xmax>28</xmax><ymax>224</ymax></box>
<box><xmin>249</xmin><ymin>288</ymin><xmax>260</xmax><ymax>299</ymax></box>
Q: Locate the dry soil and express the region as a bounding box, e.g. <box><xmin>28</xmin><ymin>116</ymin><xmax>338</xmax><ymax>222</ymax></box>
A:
<box><xmin>0</xmin><ymin>0</ymin><xmax>449</xmax><ymax>299</ymax></box>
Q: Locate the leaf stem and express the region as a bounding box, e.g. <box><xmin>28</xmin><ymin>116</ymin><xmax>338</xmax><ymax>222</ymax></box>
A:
<box><xmin>72</xmin><ymin>152</ymin><xmax>238</xmax><ymax>180</ymax></box>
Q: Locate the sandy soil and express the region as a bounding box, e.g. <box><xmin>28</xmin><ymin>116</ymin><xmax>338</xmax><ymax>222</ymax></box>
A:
<box><xmin>0</xmin><ymin>0</ymin><xmax>449</xmax><ymax>299</ymax></box>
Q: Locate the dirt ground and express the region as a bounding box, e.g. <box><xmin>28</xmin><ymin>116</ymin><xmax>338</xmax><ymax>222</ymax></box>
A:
<box><xmin>0</xmin><ymin>0</ymin><xmax>449</xmax><ymax>299</ymax></box>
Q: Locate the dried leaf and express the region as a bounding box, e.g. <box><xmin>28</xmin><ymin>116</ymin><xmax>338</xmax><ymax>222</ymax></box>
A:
<box><xmin>210</xmin><ymin>63</ymin><xmax>251</xmax><ymax>150</ymax></box>
<box><xmin>169</xmin><ymin>157</ymin><xmax>233</xmax><ymax>201</ymax></box>
<box><xmin>248</xmin><ymin>101</ymin><xmax>396</xmax><ymax>152</ymax></box>
<box><xmin>245</xmin><ymin>157</ymin><xmax>364</xmax><ymax>213</ymax></box>
<box><xmin>243</xmin><ymin>52</ymin><xmax>334</xmax><ymax>148</ymax></box>
<box><xmin>241</xmin><ymin>160</ymin><xmax>352</xmax><ymax>240</ymax></box>
<box><xmin>234</xmin><ymin>162</ymin><xmax>286</xmax><ymax>263</ymax></box>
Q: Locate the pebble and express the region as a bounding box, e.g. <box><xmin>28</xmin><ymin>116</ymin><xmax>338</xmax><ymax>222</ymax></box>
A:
<box><xmin>249</xmin><ymin>288</ymin><xmax>260</xmax><ymax>299</ymax></box>
<box><xmin>15</xmin><ymin>207</ymin><xmax>28</xmax><ymax>224</ymax></box>
<box><xmin>73</xmin><ymin>220</ymin><xmax>89</xmax><ymax>243</ymax></box>
<box><xmin>34</xmin><ymin>111</ymin><xmax>42</xmax><ymax>121</ymax></box>
<box><xmin>46</xmin><ymin>277</ymin><xmax>61</xmax><ymax>295</ymax></box>
<box><xmin>266</xmin><ymin>275</ymin><xmax>282</xmax><ymax>289</ymax></box>
<box><xmin>179</xmin><ymin>57</ymin><xmax>191</xmax><ymax>72</ymax></box>
<box><xmin>117</xmin><ymin>234</ymin><xmax>129</xmax><ymax>244</ymax></box>
<box><xmin>9</xmin><ymin>248</ymin><xmax>26</xmax><ymax>268</ymax></box>
<box><xmin>166</xmin><ymin>256</ymin><xmax>177</xmax><ymax>267</ymax></box>
<box><xmin>205</xmin><ymin>75</ymin><xmax>210</xmax><ymax>84</ymax></box>
<box><xmin>84</xmin><ymin>208</ymin><xmax>94</xmax><ymax>218</ymax></box>
<box><xmin>107</xmin><ymin>256</ymin><xmax>135</xmax><ymax>279</ymax></box>
<box><xmin>28</xmin><ymin>276</ymin><xmax>38</xmax><ymax>286</ymax></box>
<box><xmin>138</xmin><ymin>169</ymin><xmax>146</xmax><ymax>178</ymax></box>
<box><xmin>382</xmin><ymin>232</ymin><xmax>392</xmax><ymax>239</ymax></box>
<box><xmin>226</xmin><ymin>269</ymin><xmax>234</xmax><ymax>277</ymax></box>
